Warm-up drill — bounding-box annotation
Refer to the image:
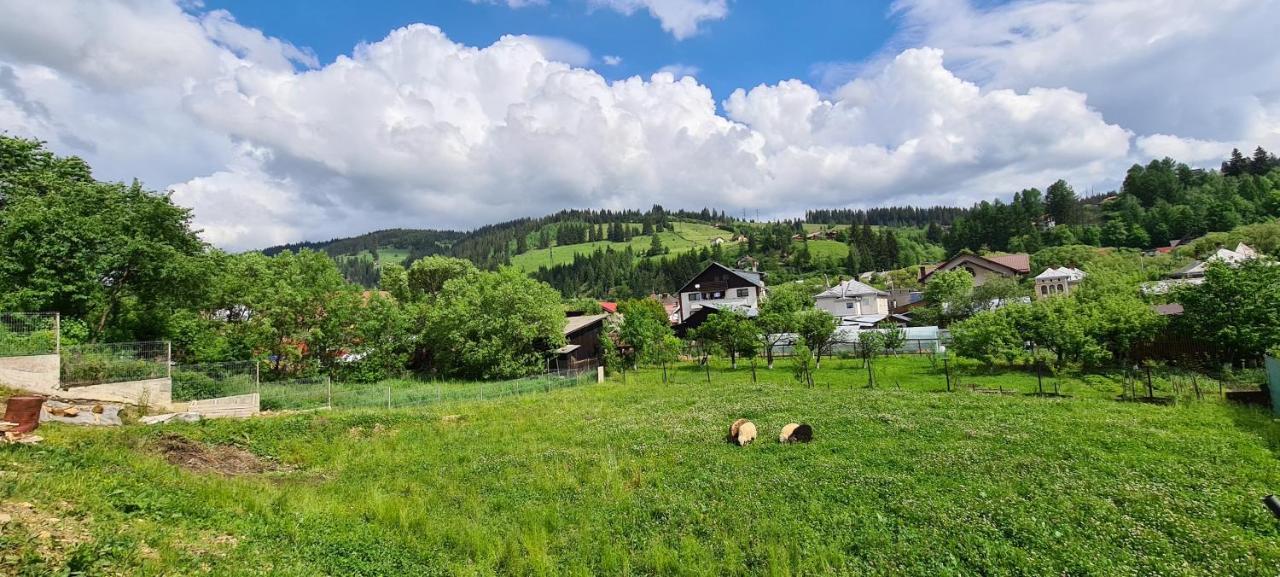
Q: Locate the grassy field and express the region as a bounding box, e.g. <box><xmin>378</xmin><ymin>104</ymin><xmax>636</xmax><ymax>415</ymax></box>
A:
<box><xmin>509</xmin><ymin>222</ymin><xmax>738</xmax><ymax>272</ymax></box>
<box><xmin>3</xmin><ymin>359</ymin><xmax>1280</xmax><ymax>575</ymax></box>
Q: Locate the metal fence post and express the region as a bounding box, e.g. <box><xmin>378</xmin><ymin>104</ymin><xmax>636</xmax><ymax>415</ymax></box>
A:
<box><xmin>55</xmin><ymin>312</ymin><xmax>61</xmax><ymax>356</ymax></box>
<box><xmin>326</xmin><ymin>376</ymin><xmax>333</xmax><ymax>410</ymax></box>
<box><xmin>166</xmin><ymin>341</ymin><xmax>172</xmax><ymax>379</ymax></box>
<box><xmin>386</xmin><ymin>386</ymin><xmax>392</xmax><ymax>410</ymax></box>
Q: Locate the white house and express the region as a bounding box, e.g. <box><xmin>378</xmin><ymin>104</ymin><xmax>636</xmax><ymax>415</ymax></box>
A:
<box><xmin>676</xmin><ymin>262</ymin><xmax>766</xmax><ymax>323</ymax></box>
<box><xmin>1034</xmin><ymin>267</ymin><xmax>1086</xmax><ymax>299</ymax></box>
<box><xmin>819</xmin><ymin>281</ymin><xmax>890</xmax><ymax>327</ymax></box>
<box><xmin>1143</xmin><ymin>243</ymin><xmax>1262</xmax><ymax>294</ymax></box>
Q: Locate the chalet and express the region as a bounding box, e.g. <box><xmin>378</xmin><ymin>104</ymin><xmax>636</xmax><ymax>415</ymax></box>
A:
<box><xmin>919</xmin><ymin>253</ymin><xmax>1031</xmax><ymax>287</ymax></box>
<box><xmin>676</xmin><ymin>262</ymin><xmax>765</xmax><ymax>323</ymax></box>
<box><xmin>552</xmin><ymin>313</ymin><xmax>609</xmax><ymax>371</ymax></box>
<box><xmin>1034</xmin><ymin>267</ymin><xmax>1086</xmax><ymax>299</ymax></box>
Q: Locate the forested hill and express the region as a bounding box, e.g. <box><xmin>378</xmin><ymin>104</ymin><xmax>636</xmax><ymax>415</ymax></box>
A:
<box><xmin>264</xmin><ymin>146</ymin><xmax>1280</xmax><ymax>298</ymax></box>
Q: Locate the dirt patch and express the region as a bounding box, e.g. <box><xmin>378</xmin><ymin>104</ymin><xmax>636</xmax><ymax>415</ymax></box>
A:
<box><xmin>153</xmin><ymin>434</ymin><xmax>289</xmax><ymax>476</ymax></box>
<box><xmin>0</xmin><ymin>500</ymin><xmax>92</xmax><ymax>568</ymax></box>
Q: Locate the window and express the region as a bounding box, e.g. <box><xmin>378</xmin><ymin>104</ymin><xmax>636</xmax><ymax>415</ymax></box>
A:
<box><xmin>1058</xmin><ymin>284</ymin><xmax>1065</xmax><ymax>293</ymax></box>
<box><xmin>736</xmin><ymin>288</ymin><xmax>749</xmax><ymax>298</ymax></box>
<box><xmin>689</xmin><ymin>293</ymin><xmax>700</xmax><ymax>302</ymax></box>
<box><xmin>1040</xmin><ymin>285</ymin><xmax>1048</xmax><ymax>295</ymax></box>
<box><xmin>845</xmin><ymin>302</ymin><xmax>855</xmax><ymax>309</ymax></box>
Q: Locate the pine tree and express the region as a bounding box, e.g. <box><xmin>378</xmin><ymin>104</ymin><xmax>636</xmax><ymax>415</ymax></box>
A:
<box><xmin>1223</xmin><ymin>148</ymin><xmax>1248</xmax><ymax>176</ymax></box>
<box><xmin>1251</xmin><ymin>146</ymin><xmax>1274</xmax><ymax>176</ymax></box>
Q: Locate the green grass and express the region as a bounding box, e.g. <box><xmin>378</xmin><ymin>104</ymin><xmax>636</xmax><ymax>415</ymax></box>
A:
<box><xmin>509</xmin><ymin>222</ymin><xmax>738</xmax><ymax>272</ymax></box>
<box><xmin>796</xmin><ymin>239</ymin><xmax>849</xmax><ymax>261</ymax></box>
<box><xmin>3</xmin><ymin>358</ymin><xmax>1279</xmax><ymax>575</ymax></box>
<box><xmin>333</xmin><ymin>247</ymin><xmax>412</xmax><ymax>266</ymax></box>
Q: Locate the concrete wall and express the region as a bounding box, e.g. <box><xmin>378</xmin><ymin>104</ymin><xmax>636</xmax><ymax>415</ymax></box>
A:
<box><xmin>184</xmin><ymin>393</ymin><xmax>260</xmax><ymax>419</ymax></box>
<box><xmin>2</xmin><ymin>354</ymin><xmax>258</xmax><ymax>418</ymax></box>
<box><xmin>60</xmin><ymin>378</ymin><xmax>176</xmax><ymax>411</ymax></box>
<box><xmin>0</xmin><ymin>354</ymin><xmax>60</xmax><ymax>393</ymax></box>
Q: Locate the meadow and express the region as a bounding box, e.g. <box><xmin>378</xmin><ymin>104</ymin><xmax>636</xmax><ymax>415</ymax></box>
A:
<box><xmin>3</xmin><ymin>356</ymin><xmax>1280</xmax><ymax>575</ymax></box>
<box><xmin>509</xmin><ymin>222</ymin><xmax>738</xmax><ymax>272</ymax></box>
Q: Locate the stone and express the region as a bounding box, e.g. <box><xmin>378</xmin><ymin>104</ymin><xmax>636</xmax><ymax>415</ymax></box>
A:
<box><xmin>39</xmin><ymin>401</ymin><xmax>122</xmax><ymax>426</ymax></box>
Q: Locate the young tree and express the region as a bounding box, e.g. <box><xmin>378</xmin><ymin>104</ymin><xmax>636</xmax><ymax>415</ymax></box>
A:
<box><xmin>877</xmin><ymin>322</ymin><xmax>907</xmax><ymax>355</ymax></box>
<box><xmin>696</xmin><ymin>310</ymin><xmax>758</xmax><ymax>369</ymax></box>
<box><xmin>857</xmin><ymin>330</ymin><xmax>886</xmax><ymax>387</ymax></box>
<box><xmin>794</xmin><ymin>309</ymin><xmax>838</xmax><ymax>368</ymax></box>
<box><xmin>950</xmin><ymin>309</ymin><xmax>1021</xmax><ymax>371</ymax></box>
<box><xmin>923</xmin><ymin>268</ymin><xmax>975</xmax><ymax>326</ymax></box>
<box><xmin>755</xmin><ymin>282</ymin><xmax>812</xmax><ymax>368</ymax></box>
<box><xmin>791</xmin><ymin>343</ymin><xmax>816</xmax><ymax>387</ymax></box>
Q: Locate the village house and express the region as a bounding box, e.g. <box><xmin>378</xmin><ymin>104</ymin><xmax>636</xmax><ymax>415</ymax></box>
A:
<box><xmin>1034</xmin><ymin>267</ymin><xmax>1086</xmax><ymax>299</ymax></box>
<box><xmin>1143</xmin><ymin>243</ymin><xmax>1260</xmax><ymax>294</ymax></box>
<box><xmin>815</xmin><ymin>279</ymin><xmax>888</xmax><ymax>318</ymax></box>
<box><xmin>919</xmin><ymin>253</ymin><xmax>1031</xmax><ymax>287</ymax></box>
<box><xmin>676</xmin><ymin>262</ymin><xmax>766</xmax><ymax>323</ymax></box>
<box><xmin>552</xmin><ymin>313</ymin><xmax>609</xmax><ymax>372</ymax></box>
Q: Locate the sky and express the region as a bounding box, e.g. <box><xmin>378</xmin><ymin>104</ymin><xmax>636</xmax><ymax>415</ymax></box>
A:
<box><xmin>1</xmin><ymin>0</ymin><xmax>1278</xmax><ymax>251</ymax></box>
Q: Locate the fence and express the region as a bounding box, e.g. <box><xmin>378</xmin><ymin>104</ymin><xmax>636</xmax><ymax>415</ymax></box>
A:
<box><xmin>258</xmin><ymin>366</ymin><xmax>599</xmax><ymax>412</ymax></box>
<box><xmin>0</xmin><ymin>312</ymin><xmax>59</xmax><ymax>357</ymax></box>
<box><xmin>60</xmin><ymin>340</ymin><xmax>170</xmax><ymax>387</ymax></box>
<box><xmin>172</xmin><ymin>360</ymin><xmax>259</xmax><ymax>402</ymax></box>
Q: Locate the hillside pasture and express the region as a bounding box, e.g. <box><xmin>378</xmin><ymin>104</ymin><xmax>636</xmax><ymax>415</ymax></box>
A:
<box><xmin>3</xmin><ymin>359</ymin><xmax>1279</xmax><ymax>575</ymax></box>
<box><xmin>509</xmin><ymin>222</ymin><xmax>739</xmax><ymax>272</ymax></box>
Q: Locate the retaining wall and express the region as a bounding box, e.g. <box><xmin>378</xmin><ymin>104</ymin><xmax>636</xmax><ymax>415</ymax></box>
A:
<box><xmin>0</xmin><ymin>354</ymin><xmax>60</xmax><ymax>392</ymax></box>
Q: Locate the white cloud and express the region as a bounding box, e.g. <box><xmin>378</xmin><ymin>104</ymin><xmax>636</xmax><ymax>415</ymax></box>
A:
<box><xmin>589</xmin><ymin>0</ymin><xmax>727</xmax><ymax>39</ymax></box>
<box><xmin>524</xmin><ymin>35</ymin><xmax>592</xmax><ymax>67</ymax></box>
<box><xmin>656</xmin><ymin>63</ymin><xmax>699</xmax><ymax>78</ymax></box>
<box><xmin>602</xmin><ymin>55</ymin><xmax>623</xmax><ymax>66</ymax></box>
<box><xmin>0</xmin><ymin>0</ymin><xmax>1248</xmax><ymax>253</ymax></box>
<box><xmin>887</xmin><ymin>0</ymin><xmax>1280</xmax><ymax>164</ymax></box>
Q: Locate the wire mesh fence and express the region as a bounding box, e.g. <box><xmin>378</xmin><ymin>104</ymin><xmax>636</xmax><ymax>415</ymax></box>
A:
<box><xmin>258</xmin><ymin>366</ymin><xmax>599</xmax><ymax>412</ymax></box>
<box><xmin>0</xmin><ymin>312</ymin><xmax>59</xmax><ymax>357</ymax></box>
<box><xmin>60</xmin><ymin>341</ymin><xmax>169</xmax><ymax>387</ymax></box>
<box><xmin>172</xmin><ymin>360</ymin><xmax>259</xmax><ymax>402</ymax></box>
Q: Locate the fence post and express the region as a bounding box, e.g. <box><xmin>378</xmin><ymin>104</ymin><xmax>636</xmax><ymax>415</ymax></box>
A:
<box><xmin>166</xmin><ymin>342</ymin><xmax>172</xmax><ymax>379</ymax></box>
<box><xmin>386</xmin><ymin>386</ymin><xmax>392</xmax><ymax>410</ymax></box>
<box><xmin>55</xmin><ymin>313</ymin><xmax>61</xmax><ymax>356</ymax></box>
<box><xmin>327</xmin><ymin>376</ymin><xmax>333</xmax><ymax>410</ymax></box>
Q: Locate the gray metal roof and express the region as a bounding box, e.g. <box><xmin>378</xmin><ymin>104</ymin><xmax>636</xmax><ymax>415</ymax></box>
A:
<box><xmin>816</xmin><ymin>279</ymin><xmax>888</xmax><ymax>299</ymax></box>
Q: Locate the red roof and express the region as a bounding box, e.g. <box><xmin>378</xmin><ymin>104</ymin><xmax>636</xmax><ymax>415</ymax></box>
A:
<box><xmin>598</xmin><ymin>301</ymin><xmax>618</xmax><ymax>314</ymax></box>
<box><xmin>987</xmin><ymin>254</ymin><xmax>1031</xmax><ymax>273</ymax></box>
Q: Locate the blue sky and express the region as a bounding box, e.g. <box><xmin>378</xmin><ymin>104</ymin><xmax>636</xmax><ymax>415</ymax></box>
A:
<box><xmin>202</xmin><ymin>0</ymin><xmax>899</xmax><ymax>101</ymax></box>
<box><xmin>1</xmin><ymin>0</ymin><xmax>1276</xmax><ymax>249</ymax></box>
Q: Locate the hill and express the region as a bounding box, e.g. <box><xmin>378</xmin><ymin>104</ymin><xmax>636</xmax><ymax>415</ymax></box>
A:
<box><xmin>4</xmin><ymin>364</ymin><xmax>1279</xmax><ymax>575</ymax></box>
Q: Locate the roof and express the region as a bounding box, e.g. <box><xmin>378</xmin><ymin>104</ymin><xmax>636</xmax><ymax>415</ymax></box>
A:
<box><xmin>1034</xmin><ymin>267</ymin><xmax>1086</xmax><ymax>281</ymax></box>
<box><xmin>563</xmin><ymin>314</ymin><xmax>608</xmax><ymax>337</ymax></box>
<box><xmin>987</xmin><ymin>254</ymin><xmax>1031</xmax><ymax>273</ymax></box>
<box><xmin>598</xmin><ymin>302</ymin><xmax>618</xmax><ymax>314</ymax></box>
<box><xmin>554</xmin><ymin>344</ymin><xmax>581</xmax><ymax>355</ymax></box>
<box><xmin>816</xmin><ymin>279</ymin><xmax>888</xmax><ymax>299</ymax></box>
<box><xmin>1153</xmin><ymin>303</ymin><xmax>1185</xmax><ymax>316</ymax></box>
<box><xmin>676</xmin><ymin>262</ymin><xmax>765</xmax><ymax>294</ymax></box>
<box><xmin>920</xmin><ymin>252</ymin><xmax>1031</xmax><ymax>281</ymax></box>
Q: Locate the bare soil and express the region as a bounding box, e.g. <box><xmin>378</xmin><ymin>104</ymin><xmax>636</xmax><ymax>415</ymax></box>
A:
<box><xmin>152</xmin><ymin>433</ymin><xmax>289</xmax><ymax>476</ymax></box>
